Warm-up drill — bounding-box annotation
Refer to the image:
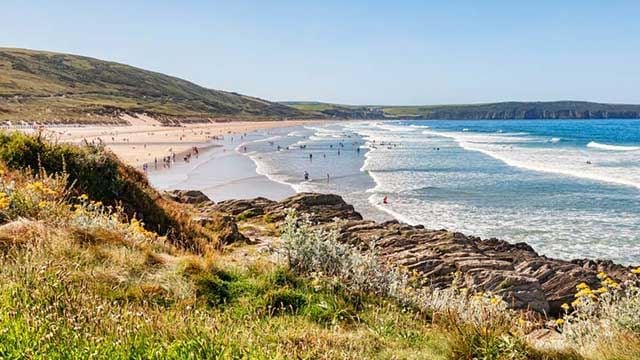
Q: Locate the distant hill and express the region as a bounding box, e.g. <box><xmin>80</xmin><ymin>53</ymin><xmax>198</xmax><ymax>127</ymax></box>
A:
<box><xmin>3</xmin><ymin>48</ymin><xmax>640</xmax><ymax>124</ymax></box>
<box><xmin>283</xmin><ymin>101</ymin><xmax>640</xmax><ymax>120</ymax></box>
<box><xmin>0</xmin><ymin>48</ymin><xmax>304</xmax><ymax>124</ymax></box>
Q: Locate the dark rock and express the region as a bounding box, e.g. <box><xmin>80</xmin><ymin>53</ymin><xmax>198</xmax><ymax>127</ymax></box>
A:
<box><xmin>264</xmin><ymin>193</ymin><xmax>363</xmax><ymax>223</ymax></box>
<box><xmin>166</xmin><ymin>190</ymin><xmax>212</xmax><ymax>205</ymax></box>
<box><xmin>212</xmin><ymin>193</ymin><xmax>362</xmax><ymax>224</ymax></box>
<box><xmin>206</xmin><ymin>212</ymin><xmax>247</xmax><ymax>245</ymax></box>
<box><xmin>214</xmin><ymin>197</ymin><xmax>276</xmax><ymax>217</ymax></box>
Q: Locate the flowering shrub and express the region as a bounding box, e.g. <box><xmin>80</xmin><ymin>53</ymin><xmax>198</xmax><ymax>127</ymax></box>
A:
<box><xmin>71</xmin><ymin>194</ymin><xmax>157</xmax><ymax>244</ymax></box>
<box><xmin>0</xmin><ymin>168</ymin><xmax>68</xmax><ymax>221</ymax></box>
<box><xmin>561</xmin><ymin>271</ymin><xmax>640</xmax><ymax>354</ymax></box>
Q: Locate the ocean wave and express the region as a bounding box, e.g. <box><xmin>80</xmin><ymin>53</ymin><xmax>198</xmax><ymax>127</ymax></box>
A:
<box><xmin>587</xmin><ymin>141</ymin><xmax>640</xmax><ymax>151</ymax></box>
<box><xmin>367</xmin><ymin>193</ymin><xmax>419</xmax><ymax>226</ymax></box>
<box><xmin>423</xmin><ymin>130</ymin><xmax>640</xmax><ymax>190</ymax></box>
<box><xmin>549</xmin><ymin>137</ymin><xmax>561</xmax><ymax>143</ymax></box>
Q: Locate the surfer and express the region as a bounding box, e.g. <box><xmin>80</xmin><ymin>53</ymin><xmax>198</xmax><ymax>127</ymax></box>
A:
<box><xmin>304</xmin><ymin>171</ymin><xmax>309</xmax><ymax>181</ymax></box>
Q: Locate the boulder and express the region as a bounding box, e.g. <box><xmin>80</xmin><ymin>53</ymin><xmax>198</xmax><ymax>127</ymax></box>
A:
<box><xmin>165</xmin><ymin>190</ymin><xmax>212</xmax><ymax>205</ymax></box>
<box><xmin>212</xmin><ymin>193</ymin><xmax>363</xmax><ymax>223</ymax></box>
<box><xmin>264</xmin><ymin>193</ymin><xmax>363</xmax><ymax>223</ymax></box>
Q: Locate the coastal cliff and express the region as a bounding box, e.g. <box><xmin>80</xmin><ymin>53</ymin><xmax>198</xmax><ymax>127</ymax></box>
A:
<box><xmin>285</xmin><ymin>101</ymin><xmax>640</xmax><ymax>120</ymax></box>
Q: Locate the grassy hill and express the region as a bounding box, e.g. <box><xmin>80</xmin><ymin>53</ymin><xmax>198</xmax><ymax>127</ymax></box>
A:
<box><xmin>283</xmin><ymin>101</ymin><xmax>640</xmax><ymax>120</ymax></box>
<box><xmin>0</xmin><ymin>48</ymin><xmax>305</xmax><ymax>124</ymax></box>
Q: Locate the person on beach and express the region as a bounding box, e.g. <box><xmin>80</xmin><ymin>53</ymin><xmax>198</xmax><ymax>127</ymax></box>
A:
<box><xmin>309</xmin><ymin>153</ymin><xmax>313</xmax><ymax>161</ymax></box>
<box><xmin>383</xmin><ymin>196</ymin><xmax>388</xmax><ymax>204</ymax></box>
<box><xmin>327</xmin><ymin>173</ymin><xmax>330</xmax><ymax>183</ymax></box>
<box><xmin>304</xmin><ymin>171</ymin><xmax>309</xmax><ymax>181</ymax></box>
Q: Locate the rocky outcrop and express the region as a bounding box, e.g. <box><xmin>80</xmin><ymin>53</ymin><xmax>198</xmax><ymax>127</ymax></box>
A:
<box><xmin>214</xmin><ymin>193</ymin><xmax>362</xmax><ymax>223</ymax></box>
<box><xmin>165</xmin><ymin>190</ymin><xmax>213</xmax><ymax>205</ymax></box>
<box><xmin>213</xmin><ymin>192</ymin><xmax>636</xmax><ymax>315</ymax></box>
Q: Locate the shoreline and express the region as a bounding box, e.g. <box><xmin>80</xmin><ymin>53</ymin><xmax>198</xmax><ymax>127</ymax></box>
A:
<box><xmin>11</xmin><ymin>118</ymin><xmax>333</xmax><ymax>167</ymax></box>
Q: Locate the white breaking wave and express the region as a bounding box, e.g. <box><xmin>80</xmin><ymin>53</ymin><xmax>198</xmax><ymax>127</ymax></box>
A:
<box><xmin>587</xmin><ymin>141</ymin><xmax>640</xmax><ymax>151</ymax></box>
<box><xmin>422</xmin><ymin>130</ymin><xmax>640</xmax><ymax>190</ymax></box>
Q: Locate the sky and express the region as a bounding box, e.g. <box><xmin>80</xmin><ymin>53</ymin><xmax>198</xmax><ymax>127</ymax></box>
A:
<box><xmin>2</xmin><ymin>0</ymin><xmax>640</xmax><ymax>105</ymax></box>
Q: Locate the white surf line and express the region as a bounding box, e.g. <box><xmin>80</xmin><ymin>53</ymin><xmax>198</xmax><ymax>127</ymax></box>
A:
<box><xmin>587</xmin><ymin>141</ymin><xmax>640</xmax><ymax>151</ymax></box>
<box><xmin>423</xmin><ymin>129</ymin><xmax>640</xmax><ymax>191</ymax></box>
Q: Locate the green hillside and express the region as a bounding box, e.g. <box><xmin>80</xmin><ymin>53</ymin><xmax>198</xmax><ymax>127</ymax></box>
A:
<box><xmin>283</xmin><ymin>101</ymin><xmax>640</xmax><ymax>120</ymax></box>
<box><xmin>0</xmin><ymin>48</ymin><xmax>304</xmax><ymax>124</ymax></box>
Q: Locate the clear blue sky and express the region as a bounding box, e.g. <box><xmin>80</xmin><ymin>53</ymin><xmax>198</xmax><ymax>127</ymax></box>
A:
<box><xmin>3</xmin><ymin>0</ymin><xmax>640</xmax><ymax>105</ymax></box>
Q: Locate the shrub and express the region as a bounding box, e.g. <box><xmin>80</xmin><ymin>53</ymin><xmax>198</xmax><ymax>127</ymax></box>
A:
<box><xmin>194</xmin><ymin>273</ymin><xmax>232</xmax><ymax>306</ymax></box>
<box><xmin>0</xmin><ymin>132</ymin><xmax>219</xmax><ymax>251</ymax></box>
<box><xmin>265</xmin><ymin>289</ymin><xmax>307</xmax><ymax>314</ymax></box>
<box><xmin>280</xmin><ymin>210</ymin><xmax>412</xmax><ymax>298</ymax></box>
<box><xmin>559</xmin><ymin>273</ymin><xmax>640</xmax><ymax>358</ymax></box>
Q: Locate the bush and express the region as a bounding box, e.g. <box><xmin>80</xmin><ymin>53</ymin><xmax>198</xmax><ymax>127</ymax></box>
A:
<box><xmin>280</xmin><ymin>210</ymin><xmax>412</xmax><ymax>298</ymax></box>
<box><xmin>194</xmin><ymin>273</ymin><xmax>232</xmax><ymax>306</ymax></box>
<box><xmin>559</xmin><ymin>273</ymin><xmax>640</xmax><ymax>358</ymax></box>
<box><xmin>0</xmin><ymin>132</ymin><xmax>219</xmax><ymax>251</ymax></box>
<box><xmin>265</xmin><ymin>289</ymin><xmax>307</xmax><ymax>314</ymax></box>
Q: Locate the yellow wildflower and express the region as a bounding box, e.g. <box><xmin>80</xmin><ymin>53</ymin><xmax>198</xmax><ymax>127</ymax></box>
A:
<box><xmin>602</xmin><ymin>277</ymin><xmax>619</xmax><ymax>289</ymax></box>
<box><xmin>26</xmin><ymin>181</ymin><xmax>56</xmax><ymax>196</ymax></box>
<box><xmin>78</xmin><ymin>194</ymin><xmax>89</xmax><ymax>201</ymax></box>
<box><xmin>632</xmin><ymin>267</ymin><xmax>640</xmax><ymax>275</ymax></box>
<box><xmin>38</xmin><ymin>201</ymin><xmax>47</xmax><ymax>209</ymax></box>
<box><xmin>0</xmin><ymin>192</ymin><xmax>9</xmax><ymax>210</ymax></box>
<box><xmin>575</xmin><ymin>287</ymin><xmax>594</xmax><ymax>298</ymax></box>
<box><xmin>576</xmin><ymin>282</ymin><xmax>590</xmax><ymax>291</ymax></box>
<box><xmin>555</xmin><ymin>318</ymin><xmax>565</xmax><ymax>326</ymax></box>
<box><xmin>561</xmin><ymin>303</ymin><xmax>570</xmax><ymax>311</ymax></box>
<box><xmin>597</xmin><ymin>272</ymin><xmax>607</xmax><ymax>280</ymax></box>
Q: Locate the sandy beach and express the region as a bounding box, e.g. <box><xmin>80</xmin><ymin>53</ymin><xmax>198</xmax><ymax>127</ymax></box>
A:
<box><xmin>10</xmin><ymin>116</ymin><xmax>329</xmax><ymax>167</ymax></box>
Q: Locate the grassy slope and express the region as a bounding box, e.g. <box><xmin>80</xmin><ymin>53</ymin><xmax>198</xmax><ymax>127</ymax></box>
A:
<box><xmin>0</xmin><ymin>48</ymin><xmax>304</xmax><ymax>123</ymax></box>
<box><xmin>284</xmin><ymin>101</ymin><xmax>640</xmax><ymax>119</ymax></box>
<box><xmin>0</xmin><ymin>132</ymin><xmax>588</xmax><ymax>359</ymax></box>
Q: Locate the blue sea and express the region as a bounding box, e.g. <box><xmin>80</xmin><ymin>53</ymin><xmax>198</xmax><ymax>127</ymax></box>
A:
<box><xmin>153</xmin><ymin>119</ymin><xmax>640</xmax><ymax>265</ymax></box>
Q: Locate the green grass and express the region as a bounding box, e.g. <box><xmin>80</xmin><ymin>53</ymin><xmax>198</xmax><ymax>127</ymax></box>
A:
<box><xmin>0</xmin><ymin>47</ymin><xmax>305</xmax><ymax>123</ymax></box>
